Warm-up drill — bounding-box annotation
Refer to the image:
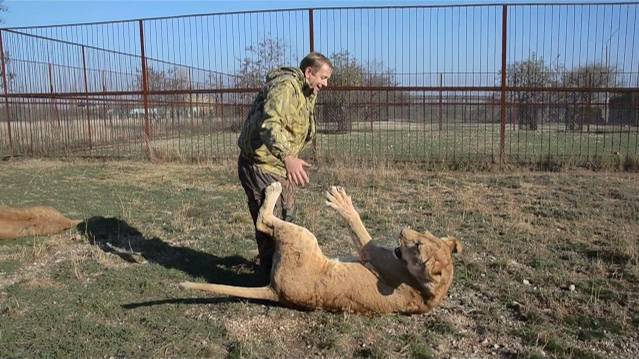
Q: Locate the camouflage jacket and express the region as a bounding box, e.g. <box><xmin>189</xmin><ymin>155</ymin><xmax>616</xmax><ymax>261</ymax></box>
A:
<box><xmin>237</xmin><ymin>67</ymin><xmax>317</xmax><ymax>178</ymax></box>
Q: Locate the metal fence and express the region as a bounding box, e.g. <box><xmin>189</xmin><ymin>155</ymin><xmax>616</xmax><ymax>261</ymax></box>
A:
<box><xmin>1</xmin><ymin>3</ymin><xmax>638</xmax><ymax>166</ymax></box>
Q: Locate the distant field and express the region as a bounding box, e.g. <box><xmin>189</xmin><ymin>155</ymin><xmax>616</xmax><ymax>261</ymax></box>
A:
<box><xmin>1</xmin><ymin>159</ymin><xmax>638</xmax><ymax>358</ymax></box>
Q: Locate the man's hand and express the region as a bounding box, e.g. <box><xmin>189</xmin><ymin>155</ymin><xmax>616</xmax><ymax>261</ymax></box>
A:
<box><xmin>284</xmin><ymin>155</ymin><xmax>311</xmax><ymax>186</ymax></box>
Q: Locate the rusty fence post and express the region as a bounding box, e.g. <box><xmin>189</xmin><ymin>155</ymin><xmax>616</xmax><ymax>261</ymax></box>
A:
<box><xmin>139</xmin><ymin>19</ymin><xmax>153</xmax><ymax>160</ymax></box>
<box><xmin>586</xmin><ymin>72</ymin><xmax>605</xmax><ymax>134</ymax></box>
<box><xmin>308</xmin><ymin>8</ymin><xmax>318</xmax><ymax>161</ymax></box>
<box><xmin>81</xmin><ymin>46</ymin><xmax>93</xmax><ymax>150</ymax></box>
<box><xmin>438</xmin><ymin>72</ymin><xmax>443</xmax><ymax>131</ymax></box>
<box><xmin>0</xmin><ymin>30</ymin><xmax>13</xmax><ymax>153</ymax></box>
<box><xmin>48</xmin><ymin>63</ymin><xmax>61</xmax><ymax>128</ymax></box>
<box><xmin>101</xmin><ymin>70</ymin><xmax>110</xmax><ymax>145</ymax></box>
<box><xmin>499</xmin><ymin>4</ymin><xmax>508</xmax><ymax>166</ymax></box>
<box><xmin>309</xmin><ymin>9</ymin><xmax>315</xmax><ymax>53</ymax></box>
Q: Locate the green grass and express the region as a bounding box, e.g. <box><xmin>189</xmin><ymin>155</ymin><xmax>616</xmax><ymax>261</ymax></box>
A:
<box><xmin>1</xmin><ymin>159</ymin><xmax>638</xmax><ymax>358</ymax></box>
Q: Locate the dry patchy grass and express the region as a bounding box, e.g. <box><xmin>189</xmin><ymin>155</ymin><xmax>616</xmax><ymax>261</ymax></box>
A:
<box><xmin>0</xmin><ymin>159</ymin><xmax>637</xmax><ymax>358</ymax></box>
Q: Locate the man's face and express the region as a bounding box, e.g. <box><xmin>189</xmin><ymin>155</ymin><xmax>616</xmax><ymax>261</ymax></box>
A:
<box><xmin>304</xmin><ymin>63</ymin><xmax>332</xmax><ymax>95</ymax></box>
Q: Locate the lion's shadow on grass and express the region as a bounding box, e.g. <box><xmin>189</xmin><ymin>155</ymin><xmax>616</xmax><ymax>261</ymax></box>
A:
<box><xmin>77</xmin><ymin>216</ymin><xmax>266</xmax><ymax>289</ymax></box>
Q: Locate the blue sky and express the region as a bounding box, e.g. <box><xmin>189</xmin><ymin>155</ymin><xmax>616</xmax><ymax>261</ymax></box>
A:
<box><xmin>1</xmin><ymin>0</ymin><xmax>637</xmax><ymax>91</ymax></box>
<box><xmin>3</xmin><ymin>0</ymin><xmax>622</xmax><ymax>28</ymax></box>
<box><xmin>3</xmin><ymin>0</ymin><xmax>447</xmax><ymax>27</ymax></box>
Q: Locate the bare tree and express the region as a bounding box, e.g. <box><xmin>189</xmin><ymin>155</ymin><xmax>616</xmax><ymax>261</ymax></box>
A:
<box><xmin>234</xmin><ymin>40</ymin><xmax>401</xmax><ymax>133</ymax></box>
<box><xmin>236</xmin><ymin>38</ymin><xmax>286</xmax><ymax>89</ymax></box>
<box><xmin>320</xmin><ymin>51</ymin><xmax>404</xmax><ymax>133</ymax></box>
<box><xmin>506</xmin><ymin>53</ymin><xmax>553</xmax><ymax>130</ymax></box>
<box><xmin>320</xmin><ymin>51</ymin><xmax>364</xmax><ymax>133</ymax></box>
<box><xmin>562</xmin><ymin>63</ymin><xmax>616</xmax><ymax>131</ymax></box>
<box><xmin>234</xmin><ymin>37</ymin><xmax>286</xmax><ymax>121</ymax></box>
<box><xmin>0</xmin><ymin>1</ymin><xmax>6</xmax><ymax>19</ymax></box>
<box><xmin>0</xmin><ymin>0</ymin><xmax>14</xmax><ymax>91</ymax></box>
<box><xmin>134</xmin><ymin>65</ymin><xmax>190</xmax><ymax>117</ymax></box>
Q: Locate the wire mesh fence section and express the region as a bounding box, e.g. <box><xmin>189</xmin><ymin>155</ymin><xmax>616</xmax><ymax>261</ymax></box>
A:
<box><xmin>0</xmin><ymin>3</ymin><xmax>637</xmax><ymax>165</ymax></box>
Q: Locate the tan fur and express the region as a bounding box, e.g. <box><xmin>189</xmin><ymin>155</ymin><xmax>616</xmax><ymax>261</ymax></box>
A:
<box><xmin>180</xmin><ymin>183</ymin><xmax>462</xmax><ymax>314</ymax></box>
<box><xmin>0</xmin><ymin>206</ymin><xmax>80</xmax><ymax>240</ymax></box>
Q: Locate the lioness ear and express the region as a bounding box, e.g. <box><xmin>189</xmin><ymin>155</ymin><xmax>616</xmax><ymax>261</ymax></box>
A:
<box><xmin>442</xmin><ymin>237</ymin><xmax>462</xmax><ymax>254</ymax></box>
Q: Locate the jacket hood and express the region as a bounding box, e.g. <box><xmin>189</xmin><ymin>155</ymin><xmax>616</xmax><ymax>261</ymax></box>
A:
<box><xmin>266</xmin><ymin>67</ymin><xmax>304</xmax><ymax>83</ymax></box>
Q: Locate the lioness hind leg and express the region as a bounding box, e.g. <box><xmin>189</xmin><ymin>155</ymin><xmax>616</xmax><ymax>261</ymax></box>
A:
<box><xmin>255</xmin><ymin>182</ymin><xmax>284</xmax><ymax>236</ymax></box>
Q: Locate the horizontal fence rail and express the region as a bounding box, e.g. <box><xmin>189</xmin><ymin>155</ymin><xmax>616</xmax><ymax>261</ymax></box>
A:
<box><xmin>1</xmin><ymin>3</ymin><xmax>638</xmax><ymax>167</ymax></box>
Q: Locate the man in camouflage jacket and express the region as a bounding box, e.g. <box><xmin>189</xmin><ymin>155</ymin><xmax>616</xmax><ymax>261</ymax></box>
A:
<box><xmin>237</xmin><ymin>52</ymin><xmax>333</xmax><ymax>277</ymax></box>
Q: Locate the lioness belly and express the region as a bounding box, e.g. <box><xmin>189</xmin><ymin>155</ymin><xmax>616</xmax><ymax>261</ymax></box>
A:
<box><xmin>275</xmin><ymin>261</ymin><xmax>409</xmax><ymax>313</ymax></box>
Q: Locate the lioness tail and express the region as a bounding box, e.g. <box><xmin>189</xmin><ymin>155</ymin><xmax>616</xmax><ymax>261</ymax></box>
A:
<box><xmin>179</xmin><ymin>282</ymin><xmax>279</xmax><ymax>302</ymax></box>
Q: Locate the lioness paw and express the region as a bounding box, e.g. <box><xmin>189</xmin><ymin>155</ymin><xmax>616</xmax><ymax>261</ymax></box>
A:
<box><xmin>325</xmin><ymin>186</ymin><xmax>356</xmax><ymax>217</ymax></box>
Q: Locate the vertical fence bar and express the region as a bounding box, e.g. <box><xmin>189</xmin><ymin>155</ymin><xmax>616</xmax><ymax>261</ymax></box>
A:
<box><xmin>81</xmin><ymin>45</ymin><xmax>93</xmax><ymax>150</ymax></box>
<box><xmin>308</xmin><ymin>8</ymin><xmax>317</xmax><ymax>160</ymax></box>
<box><xmin>586</xmin><ymin>72</ymin><xmax>595</xmax><ymax>135</ymax></box>
<box><xmin>0</xmin><ymin>30</ymin><xmax>13</xmax><ymax>152</ymax></box>
<box><xmin>48</xmin><ymin>63</ymin><xmax>61</xmax><ymax>127</ymax></box>
<box><xmin>101</xmin><ymin>70</ymin><xmax>110</xmax><ymax>147</ymax></box>
<box><xmin>499</xmin><ymin>5</ymin><xmax>508</xmax><ymax>165</ymax></box>
<box><xmin>139</xmin><ymin>19</ymin><xmax>152</xmax><ymax>160</ymax></box>
<box><xmin>438</xmin><ymin>73</ymin><xmax>443</xmax><ymax>131</ymax></box>
<box><xmin>309</xmin><ymin>9</ymin><xmax>315</xmax><ymax>53</ymax></box>
<box><xmin>1</xmin><ymin>5</ymin><xmax>638</xmax><ymax>166</ymax></box>
<box><xmin>188</xmin><ymin>67</ymin><xmax>194</xmax><ymax>160</ymax></box>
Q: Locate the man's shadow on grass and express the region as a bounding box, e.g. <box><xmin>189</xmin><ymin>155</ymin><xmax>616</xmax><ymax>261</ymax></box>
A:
<box><xmin>76</xmin><ymin>216</ymin><xmax>270</xmax><ymax>309</ymax></box>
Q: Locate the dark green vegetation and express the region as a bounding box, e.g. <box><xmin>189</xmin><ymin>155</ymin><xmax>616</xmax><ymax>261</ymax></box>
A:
<box><xmin>1</xmin><ymin>160</ymin><xmax>637</xmax><ymax>358</ymax></box>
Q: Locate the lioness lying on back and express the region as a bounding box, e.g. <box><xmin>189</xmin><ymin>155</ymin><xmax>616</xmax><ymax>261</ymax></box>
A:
<box><xmin>181</xmin><ymin>183</ymin><xmax>461</xmax><ymax>314</ymax></box>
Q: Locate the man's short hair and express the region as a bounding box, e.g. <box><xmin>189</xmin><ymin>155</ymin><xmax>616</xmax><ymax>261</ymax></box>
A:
<box><xmin>300</xmin><ymin>52</ymin><xmax>333</xmax><ymax>72</ymax></box>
